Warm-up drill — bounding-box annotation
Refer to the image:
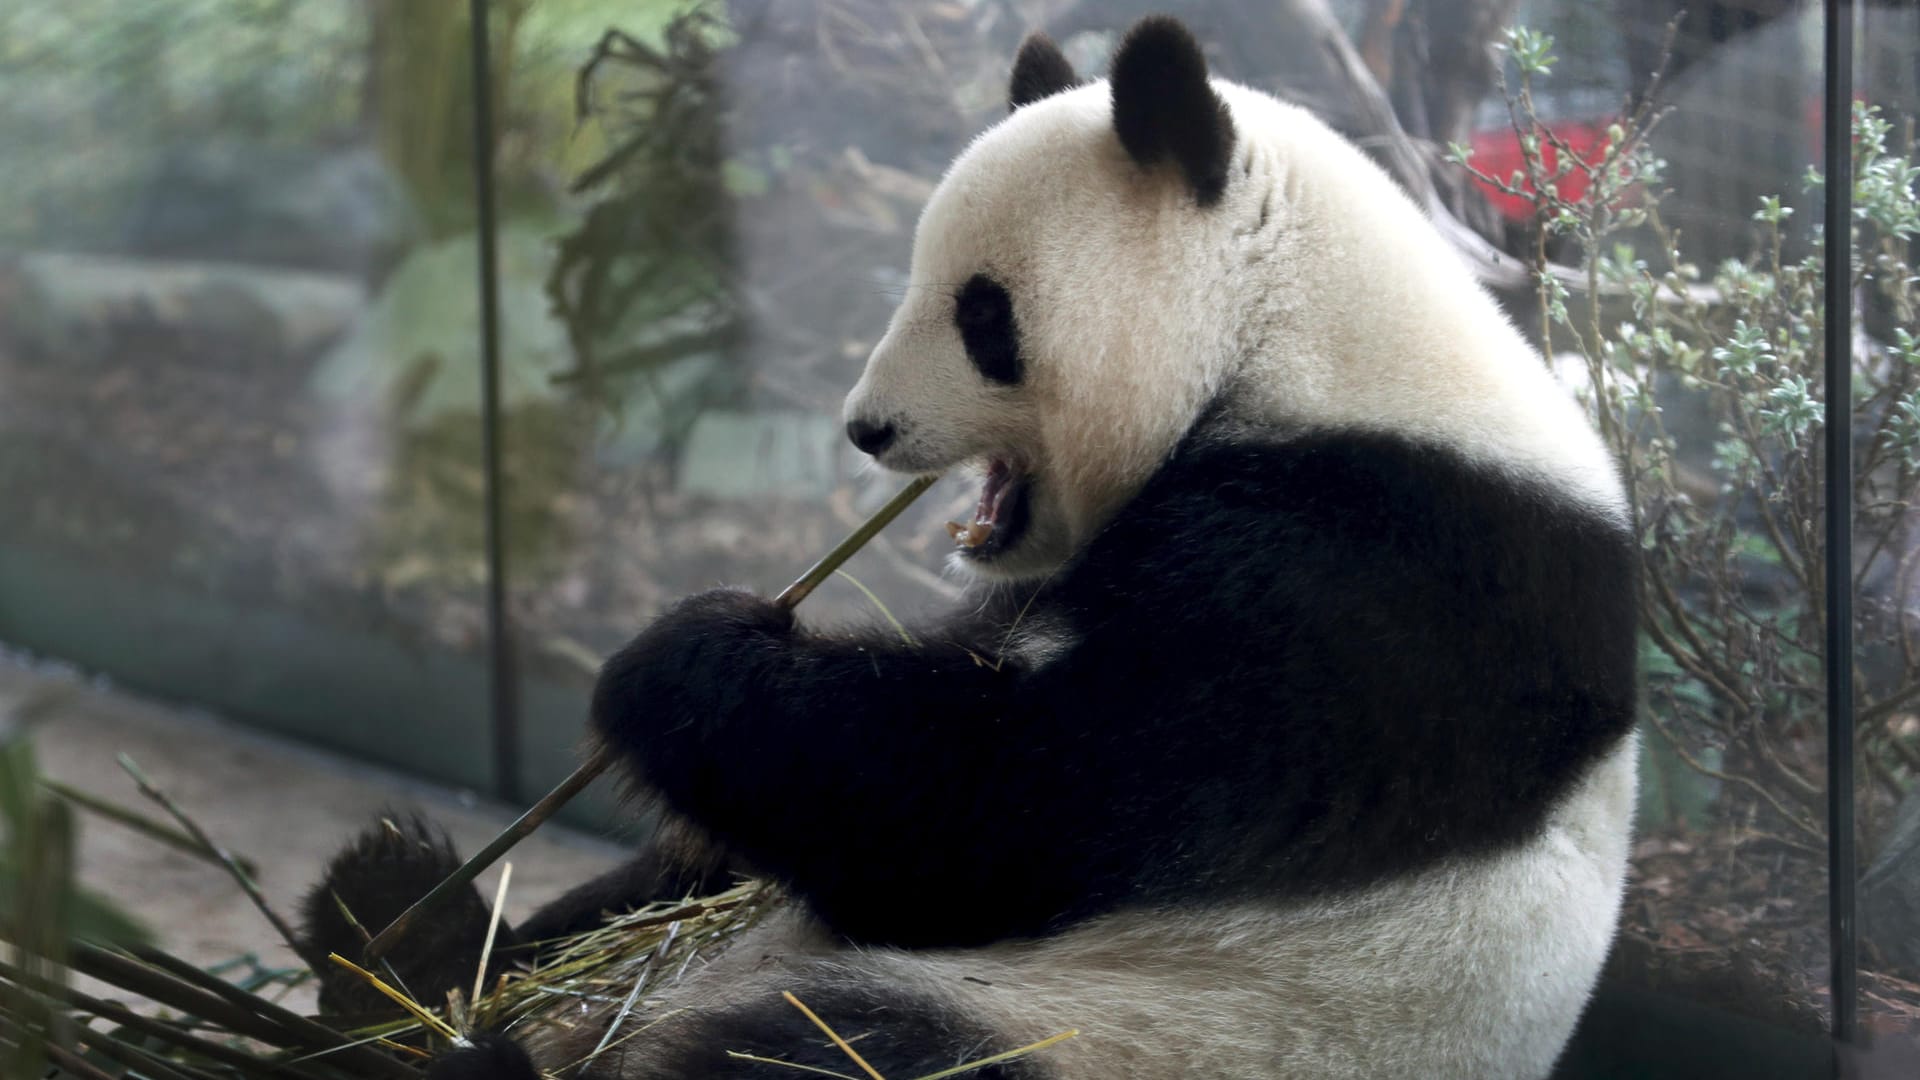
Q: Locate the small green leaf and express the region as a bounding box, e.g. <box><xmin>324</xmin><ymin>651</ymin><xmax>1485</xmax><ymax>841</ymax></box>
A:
<box><xmin>1503</xmin><ymin>26</ymin><xmax>1558</xmax><ymax>76</ymax></box>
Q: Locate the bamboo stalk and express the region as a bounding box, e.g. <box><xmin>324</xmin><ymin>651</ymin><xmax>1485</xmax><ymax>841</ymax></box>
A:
<box><xmin>66</xmin><ymin>943</ymin><xmax>303</xmax><ymax>1050</ymax></box>
<box><xmin>78</xmin><ymin>1036</ymin><xmax>215</xmax><ymax>1080</ymax></box>
<box><xmin>331</xmin><ymin>889</ymin><xmax>422</xmax><ymax>1003</ymax></box>
<box><xmin>363</xmin><ymin>749</ymin><xmax>606</xmax><ymax>963</ymax></box>
<box><xmin>116</xmin><ymin>754</ymin><xmax>310</xmax><ymax>970</ymax></box>
<box><xmin>39</xmin><ymin>778</ymin><xmax>259</xmax><ymax>878</ymax></box>
<box><xmin>40</xmin><ymin>1042</ymin><xmax>117</xmax><ymax>1080</ymax></box>
<box><xmin>326</xmin><ymin>954</ymin><xmax>460</xmax><ymax>1042</ymax></box>
<box><xmin>771</xmin><ymin>475</ymin><xmax>940</xmax><ymax>609</ymax></box>
<box><xmin>470</xmin><ymin>862</ymin><xmax>512</xmax><ymax>1009</ymax></box>
<box><xmin>0</xmin><ymin>1005</ymin><xmax>209</xmax><ymax>1080</ymax></box>
<box><xmin>365</xmin><ymin>474</ymin><xmax>937</xmax><ymax>962</ymax></box>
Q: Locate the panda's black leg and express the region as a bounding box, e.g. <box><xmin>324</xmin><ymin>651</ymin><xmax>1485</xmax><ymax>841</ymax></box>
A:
<box><xmin>640</xmin><ymin>982</ymin><xmax>1044</xmax><ymax>1080</ymax></box>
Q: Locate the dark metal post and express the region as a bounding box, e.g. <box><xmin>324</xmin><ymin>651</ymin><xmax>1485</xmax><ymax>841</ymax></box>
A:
<box><xmin>1821</xmin><ymin>0</ymin><xmax>1856</xmax><ymax>1047</ymax></box>
<box><xmin>468</xmin><ymin>0</ymin><xmax>522</xmax><ymax>804</ymax></box>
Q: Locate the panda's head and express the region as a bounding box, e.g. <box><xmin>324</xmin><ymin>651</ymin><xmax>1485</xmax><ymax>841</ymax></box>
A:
<box><xmin>844</xmin><ymin>16</ymin><xmax>1621</xmax><ymax>582</ymax></box>
<box><xmin>842</xmin><ymin>17</ymin><xmax>1255</xmax><ymax>581</ymax></box>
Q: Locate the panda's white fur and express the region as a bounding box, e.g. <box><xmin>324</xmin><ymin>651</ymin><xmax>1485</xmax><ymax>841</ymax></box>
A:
<box><xmin>574</xmin><ymin>735</ymin><xmax>1635</xmax><ymax>1079</ymax></box>
<box><xmin>319</xmin><ymin>18</ymin><xmax>1639</xmax><ymax>1080</ymax></box>
<box><xmin>846</xmin><ymin>77</ymin><xmax>1625</xmax><ymax>582</ymax></box>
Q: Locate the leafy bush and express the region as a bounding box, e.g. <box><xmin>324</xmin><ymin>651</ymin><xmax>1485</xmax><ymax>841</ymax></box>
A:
<box><xmin>1456</xmin><ymin>29</ymin><xmax>1920</xmax><ymax>854</ymax></box>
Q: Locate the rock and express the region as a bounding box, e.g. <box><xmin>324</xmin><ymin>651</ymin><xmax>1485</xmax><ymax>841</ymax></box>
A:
<box><xmin>307</xmin><ymin>222</ymin><xmax>722</xmax><ymax>433</ymax></box>
<box><xmin>123</xmin><ymin>141</ymin><xmax>420</xmax><ymax>277</ymax></box>
<box><xmin>0</xmin><ymin>251</ymin><xmax>364</xmax><ymax>367</ymax></box>
<box><xmin>303</xmin><ymin>222</ymin><xmax>727</xmax><ymax>517</ymax></box>
<box><xmin>1864</xmin><ymin>786</ymin><xmax>1920</xmax><ymax>977</ymax></box>
<box><xmin>307</xmin><ymin>224</ymin><xmax>572</xmax><ymax>425</ymax></box>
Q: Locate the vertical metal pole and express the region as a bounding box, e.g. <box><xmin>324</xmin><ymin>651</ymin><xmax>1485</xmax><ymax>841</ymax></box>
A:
<box><xmin>1821</xmin><ymin>0</ymin><xmax>1856</xmax><ymax>1048</ymax></box>
<box><xmin>468</xmin><ymin>0</ymin><xmax>521</xmax><ymax>804</ymax></box>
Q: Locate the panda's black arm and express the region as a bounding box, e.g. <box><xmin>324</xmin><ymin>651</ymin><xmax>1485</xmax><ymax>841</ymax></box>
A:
<box><xmin>589</xmin><ymin>589</ymin><xmax>1102</xmax><ymax>946</ymax></box>
<box><xmin>590</xmin><ymin>430</ymin><xmax>1639</xmax><ymax>944</ymax></box>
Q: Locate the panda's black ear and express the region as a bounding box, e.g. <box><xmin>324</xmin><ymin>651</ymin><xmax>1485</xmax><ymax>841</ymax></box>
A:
<box><xmin>1109</xmin><ymin>15</ymin><xmax>1234</xmax><ymax>207</ymax></box>
<box><xmin>1009</xmin><ymin>32</ymin><xmax>1079</xmax><ymax>110</ymax></box>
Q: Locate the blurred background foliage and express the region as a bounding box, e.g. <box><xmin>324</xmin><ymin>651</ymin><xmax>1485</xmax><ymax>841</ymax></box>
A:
<box><xmin>0</xmin><ymin>0</ymin><xmax>694</xmax><ymax>249</ymax></box>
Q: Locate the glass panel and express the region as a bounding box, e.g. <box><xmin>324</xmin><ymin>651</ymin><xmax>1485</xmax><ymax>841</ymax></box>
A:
<box><xmin>1537</xmin><ymin>0</ymin><xmax>1845</xmax><ymax>1043</ymax></box>
<box><xmin>1511</xmin><ymin>0</ymin><xmax>1914</xmax><ymax>1056</ymax></box>
<box><xmin>1423</xmin><ymin>0</ymin><xmax>1907</xmax><ymax>1057</ymax></box>
<box><xmin>1853</xmin><ymin>0</ymin><xmax>1920</xmax><ymax>1049</ymax></box>
<box><xmin>0</xmin><ymin>2</ymin><xmax>493</xmax><ymax>790</ymax></box>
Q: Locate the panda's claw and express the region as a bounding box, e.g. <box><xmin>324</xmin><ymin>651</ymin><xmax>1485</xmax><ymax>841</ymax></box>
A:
<box><xmin>298</xmin><ymin>815</ymin><xmax>523</xmax><ymax>1021</ymax></box>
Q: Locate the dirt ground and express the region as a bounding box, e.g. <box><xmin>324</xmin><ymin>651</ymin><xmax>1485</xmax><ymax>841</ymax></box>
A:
<box><xmin>0</xmin><ymin>648</ymin><xmax>623</xmax><ymax>1013</ymax></box>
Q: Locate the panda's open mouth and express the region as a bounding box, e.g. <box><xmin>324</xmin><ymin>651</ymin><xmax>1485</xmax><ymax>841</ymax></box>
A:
<box><xmin>945</xmin><ymin>458</ymin><xmax>1030</xmax><ymax>560</ymax></box>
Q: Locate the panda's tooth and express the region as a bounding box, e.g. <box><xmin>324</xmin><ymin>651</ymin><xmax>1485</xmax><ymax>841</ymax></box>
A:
<box><xmin>947</xmin><ymin>519</ymin><xmax>994</xmax><ymax>548</ymax></box>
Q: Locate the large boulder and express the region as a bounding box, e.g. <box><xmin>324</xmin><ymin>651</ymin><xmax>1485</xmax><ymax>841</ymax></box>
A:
<box><xmin>0</xmin><ymin>251</ymin><xmax>363</xmax><ymax>369</ymax></box>
<box><xmin>122</xmin><ymin>141</ymin><xmax>420</xmax><ymax>279</ymax></box>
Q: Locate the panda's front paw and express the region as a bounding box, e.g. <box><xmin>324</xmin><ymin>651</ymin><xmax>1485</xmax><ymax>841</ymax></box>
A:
<box><xmin>425</xmin><ymin>1033</ymin><xmax>538</xmax><ymax>1080</ymax></box>
<box><xmin>589</xmin><ymin>587</ymin><xmax>794</xmax><ymax>783</ymax></box>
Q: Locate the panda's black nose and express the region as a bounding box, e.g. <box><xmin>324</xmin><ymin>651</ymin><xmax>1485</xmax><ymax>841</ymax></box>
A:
<box><xmin>846</xmin><ymin>418</ymin><xmax>896</xmax><ymax>455</ymax></box>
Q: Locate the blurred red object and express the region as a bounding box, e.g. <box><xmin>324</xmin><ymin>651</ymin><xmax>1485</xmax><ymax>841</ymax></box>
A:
<box><xmin>1467</xmin><ymin>118</ymin><xmax>1616</xmax><ymax>223</ymax></box>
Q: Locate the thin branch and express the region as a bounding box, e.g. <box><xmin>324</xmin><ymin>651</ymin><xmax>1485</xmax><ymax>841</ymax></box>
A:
<box><xmin>116</xmin><ymin>754</ymin><xmax>311</xmax><ymax>972</ymax></box>
<box><xmin>1645</xmin><ymin>579</ymin><xmax>1751</xmax><ymax>707</ymax></box>
<box><xmin>1740</xmin><ymin>724</ymin><xmax>1824</xmax><ymax>802</ymax></box>
<box><xmin>1861</xmin><ymin>679</ymin><xmax>1920</xmax><ymax>727</ymax></box>
<box><xmin>1642</xmin><ymin>709</ymin><xmax>1823</xmax><ymax>843</ymax></box>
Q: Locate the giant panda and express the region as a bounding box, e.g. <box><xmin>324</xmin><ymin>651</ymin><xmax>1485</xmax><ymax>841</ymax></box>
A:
<box><xmin>308</xmin><ymin>16</ymin><xmax>1639</xmax><ymax>1079</ymax></box>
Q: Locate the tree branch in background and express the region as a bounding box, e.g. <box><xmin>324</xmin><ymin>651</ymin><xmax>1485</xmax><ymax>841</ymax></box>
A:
<box><xmin>1274</xmin><ymin>0</ymin><xmax>1620</xmax><ymax>294</ymax></box>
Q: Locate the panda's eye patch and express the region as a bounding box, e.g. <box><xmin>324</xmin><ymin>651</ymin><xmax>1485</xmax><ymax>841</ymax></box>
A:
<box><xmin>954</xmin><ymin>274</ymin><xmax>1022</xmax><ymax>385</ymax></box>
